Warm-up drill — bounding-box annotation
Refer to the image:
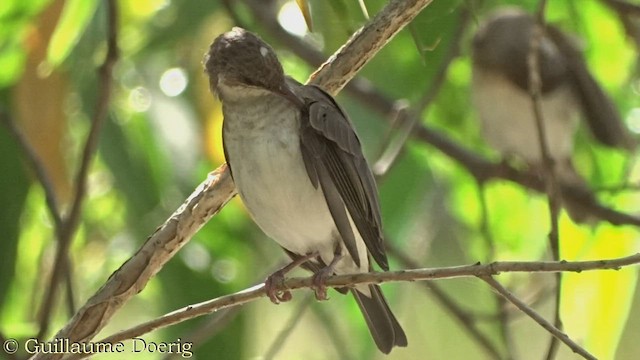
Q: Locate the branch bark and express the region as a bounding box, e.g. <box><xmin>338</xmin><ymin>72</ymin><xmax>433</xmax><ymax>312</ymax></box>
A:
<box><xmin>34</xmin><ymin>0</ymin><xmax>435</xmax><ymax>357</ymax></box>
<box><xmin>66</xmin><ymin>253</ymin><xmax>640</xmax><ymax>360</ymax></box>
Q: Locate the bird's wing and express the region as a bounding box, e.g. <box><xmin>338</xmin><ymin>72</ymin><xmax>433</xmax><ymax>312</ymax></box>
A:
<box><xmin>546</xmin><ymin>26</ymin><xmax>636</xmax><ymax>150</ymax></box>
<box><xmin>296</xmin><ymin>83</ymin><xmax>388</xmax><ymax>271</ymax></box>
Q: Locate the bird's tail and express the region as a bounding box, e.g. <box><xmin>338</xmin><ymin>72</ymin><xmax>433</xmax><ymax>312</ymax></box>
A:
<box><xmin>351</xmin><ymin>285</ymin><xmax>407</xmax><ymax>354</ymax></box>
<box><xmin>555</xmin><ymin>160</ymin><xmax>597</xmax><ymax>224</ymax></box>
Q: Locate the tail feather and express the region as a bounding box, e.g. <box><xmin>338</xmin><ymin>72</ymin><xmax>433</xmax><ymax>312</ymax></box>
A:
<box><xmin>351</xmin><ymin>285</ymin><xmax>407</xmax><ymax>354</ymax></box>
<box><xmin>555</xmin><ymin>160</ymin><xmax>597</xmax><ymax>224</ymax></box>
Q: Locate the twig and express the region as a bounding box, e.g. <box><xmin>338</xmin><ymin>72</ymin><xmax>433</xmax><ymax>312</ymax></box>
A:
<box><xmin>0</xmin><ymin>110</ymin><xmax>63</xmax><ymax>231</ymax></box>
<box><xmin>480</xmin><ymin>276</ymin><xmax>596</xmax><ymax>360</ymax></box>
<box><xmin>34</xmin><ymin>1</ymin><xmax>436</xmax><ymax>358</ymax></box>
<box><xmin>308</xmin><ymin>0</ymin><xmax>435</xmax><ymax>94</ymax></box>
<box><xmin>528</xmin><ymin>1</ymin><xmax>560</xmax><ymax>257</ymax></box>
<box><xmin>37</xmin><ymin>0</ymin><xmax>120</xmax><ymax>339</ymax></box>
<box><xmin>61</xmin><ymin>253</ymin><xmax>640</xmax><ymax>360</ymax></box>
<box><xmin>527</xmin><ymin>2</ymin><xmax>564</xmax><ymax>359</ymax></box>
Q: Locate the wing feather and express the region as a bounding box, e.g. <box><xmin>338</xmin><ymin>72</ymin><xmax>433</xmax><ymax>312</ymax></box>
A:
<box><xmin>298</xmin><ymin>84</ymin><xmax>388</xmax><ymax>270</ymax></box>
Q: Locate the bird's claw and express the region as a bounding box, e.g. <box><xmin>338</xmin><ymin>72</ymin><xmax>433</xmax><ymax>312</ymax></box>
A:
<box><xmin>312</xmin><ymin>268</ymin><xmax>332</xmax><ymax>301</ymax></box>
<box><xmin>265</xmin><ymin>271</ymin><xmax>292</xmax><ymax>304</ymax></box>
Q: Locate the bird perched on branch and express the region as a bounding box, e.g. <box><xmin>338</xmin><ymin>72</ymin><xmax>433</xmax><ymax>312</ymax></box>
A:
<box><xmin>471</xmin><ymin>7</ymin><xmax>635</xmax><ymax>222</ymax></box>
<box><xmin>204</xmin><ymin>27</ymin><xmax>407</xmax><ymax>354</ymax></box>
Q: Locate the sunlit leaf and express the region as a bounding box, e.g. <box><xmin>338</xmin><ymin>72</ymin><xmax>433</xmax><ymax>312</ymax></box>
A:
<box><xmin>46</xmin><ymin>0</ymin><xmax>99</xmax><ymax>67</ymax></box>
<box><xmin>561</xmin><ymin>222</ymin><xmax>640</xmax><ymax>359</ymax></box>
<box><xmin>0</xmin><ymin>43</ymin><xmax>25</xmax><ymax>88</ymax></box>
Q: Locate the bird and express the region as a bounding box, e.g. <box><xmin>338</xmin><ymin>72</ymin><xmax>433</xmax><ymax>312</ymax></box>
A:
<box><xmin>203</xmin><ymin>27</ymin><xmax>407</xmax><ymax>354</ymax></box>
<box><xmin>471</xmin><ymin>7</ymin><xmax>635</xmax><ymax>222</ymax></box>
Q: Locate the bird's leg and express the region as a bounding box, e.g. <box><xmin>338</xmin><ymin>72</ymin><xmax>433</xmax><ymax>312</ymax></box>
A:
<box><xmin>265</xmin><ymin>252</ymin><xmax>318</xmax><ymax>304</ymax></box>
<box><xmin>312</xmin><ymin>248</ymin><xmax>343</xmax><ymax>301</ymax></box>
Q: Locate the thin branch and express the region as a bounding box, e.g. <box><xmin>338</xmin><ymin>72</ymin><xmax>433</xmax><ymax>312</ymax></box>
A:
<box><xmin>480</xmin><ymin>276</ymin><xmax>596</xmax><ymax>360</ymax></box>
<box><xmin>0</xmin><ymin>110</ymin><xmax>63</xmax><ymax>231</ymax></box>
<box><xmin>527</xmin><ymin>2</ymin><xmax>564</xmax><ymax>359</ymax></box>
<box><xmin>36</xmin><ymin>2</ymin><xmax>640</xmax><ymax>359</ymax></box>
<box><xmin>63</xmin><ymin>253</ymin><xmax>640</xmax><ymax>360</ymax></box>
<box><xmin>528</xmin><ymin>1</ymin><xmax>560</xmax><ymax>258</ymax></box>
<box><xmin>35</xmin><ymin>1</ymin><xmax>436</xmax><ymax>358</ymax></box>
<box><xmin>308</xmin><ymin>0</ymin><xmax>435</xmax><ymax>94</ymax></box>
<box><xmin>37</xmin><ymin>0</ymin><xmax>119</xmax><ymax>339</ymax></box>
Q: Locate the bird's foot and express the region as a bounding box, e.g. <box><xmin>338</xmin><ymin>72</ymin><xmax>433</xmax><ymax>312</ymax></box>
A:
<box><xmin>311</xmin><ymin>268</ymin><xmax>332</xmax><ymax>301</ymax></box>
<box><xmin>312</xmin><ymin>254</ymin><xmax>343</xmax><ymax>301</ymax></box>
<box><xmin>264</xmin><ymin>252</ymin><xmax>318</xmax><ymax>304</ymax></box>
<box><xmin>265</xmin><ymin>270</ymin><xmax>291</xmax><ymax>304</ymax></box>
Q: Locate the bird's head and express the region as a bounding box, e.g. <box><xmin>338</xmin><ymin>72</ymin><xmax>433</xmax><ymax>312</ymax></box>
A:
<box><xmin>204</xmin><ymin>27</ymin><xmax>286</xmax><ymax>98</ymax></box>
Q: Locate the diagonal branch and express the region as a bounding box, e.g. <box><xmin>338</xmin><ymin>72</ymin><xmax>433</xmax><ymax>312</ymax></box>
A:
<box><xmin>0</xmin><ymin>110</ymin><xmax>63</xmax><ymax>231</ymax></box>
<box><xmin>34</xmin><ymin>0</ymin><xmax>436</xmax><ymax>358</ymax></box>
<box><xmin>308</xmin><ymin>0</ymin><xmax>435</xmax><ymax>94</ymax></box>
<box><xmin>480</xmin><ymin>276</ymin><xmax>596</xmax><ymax>360</ymax></box>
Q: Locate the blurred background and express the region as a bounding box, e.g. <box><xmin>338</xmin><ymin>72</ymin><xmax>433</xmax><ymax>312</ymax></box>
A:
<box><xmin>1</xmin><ymin>0</ymin><xmax>640</xmax><ymax>359</ymax></box>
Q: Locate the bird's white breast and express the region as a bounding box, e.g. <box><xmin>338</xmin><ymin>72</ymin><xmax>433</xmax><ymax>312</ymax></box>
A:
<box><xmin>472</xmin><ymin>69</ymin><xmax>579</xmax><ymax>164</ymax></box>
<box><xmin>221</xmin><ymin>87</ymin><xmax>369</xmax><ymax>274</ymax></box>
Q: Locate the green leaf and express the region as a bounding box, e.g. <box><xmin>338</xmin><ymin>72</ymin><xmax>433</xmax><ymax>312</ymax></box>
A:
<box><xmin>46</xmin><ymin>0</ymin><xmax>99</xmax><ymax>68</ymax></box>
<box><xmin>0</xmin><ymin>41</ymin><xmax>25</xmax><ymax>88</ymax></box>
<box><xmin>0</xmin><ymin>122</ymin><xmax>30</xmax><ymax>313</ymax></box>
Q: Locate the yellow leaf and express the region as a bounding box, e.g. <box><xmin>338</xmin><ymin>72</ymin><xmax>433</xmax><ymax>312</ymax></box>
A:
<box><xmin>560</xmin><ymin>220</ymin><xmax>640</xmax><ymax>359</ymax></box>
<box><xmin>14</xmin><ymin>0</ymin><xmax>71</xmax><ymax>205</ymax></box>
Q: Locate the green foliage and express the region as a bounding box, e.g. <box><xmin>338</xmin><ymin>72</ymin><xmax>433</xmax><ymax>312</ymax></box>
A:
<box><xmin>2</xmin><ymin>0</ymin><xmax>639</xmax><ymax>359</ymax></box>
<box><xmin>0</xmin><ymin>126</ymin><xmax>30</xmax><ymax>315</ymax></box>
<box><xmin>47</xmin><ymin>0</ymin><xmax>100</xmax><ymax>68</ymax></box>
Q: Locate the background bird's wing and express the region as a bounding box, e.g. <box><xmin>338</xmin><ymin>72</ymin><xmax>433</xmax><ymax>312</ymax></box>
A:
<box><xmin>296</xmin><ymin>83</ymin><xmax>388</xmax><ymax>270</ymax></box>
<box><xmin>546</xmin><ymin>25</ymin><xmax>636</xmax><ymax>150</ymax></box>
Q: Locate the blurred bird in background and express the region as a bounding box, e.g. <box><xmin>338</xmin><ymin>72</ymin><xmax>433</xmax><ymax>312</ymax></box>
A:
<box><xmin>471</xmin><ymin>7</ymin><xmax>635</xmax><ymax>222</ymax></box>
